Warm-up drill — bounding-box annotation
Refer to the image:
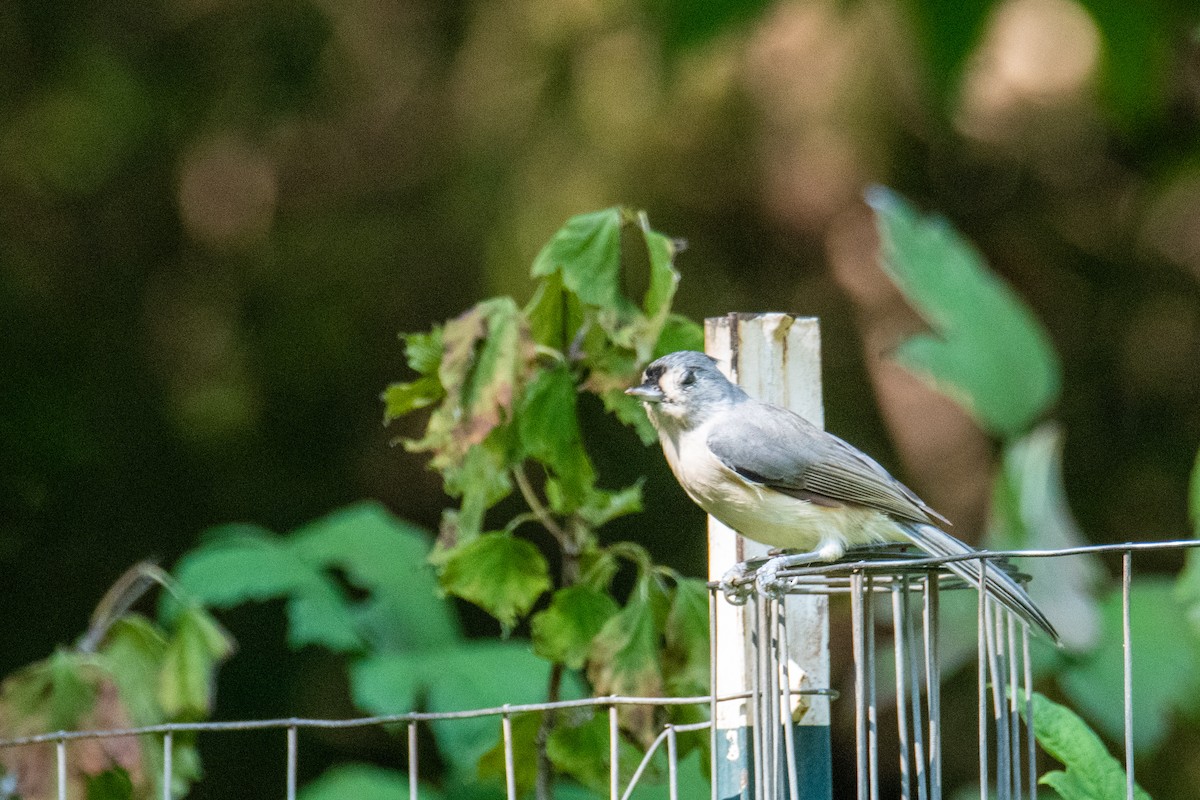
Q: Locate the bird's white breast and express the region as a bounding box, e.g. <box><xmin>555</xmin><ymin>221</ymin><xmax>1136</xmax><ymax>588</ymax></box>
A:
<box><xmin>659</xmin><ymin>418</ymin><xmax>901</xmax><ymax>552</ymax></box>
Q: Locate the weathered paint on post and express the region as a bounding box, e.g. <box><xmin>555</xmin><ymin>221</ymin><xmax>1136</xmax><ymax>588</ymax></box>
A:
<box><xmin>706</xmin><ymin>313</ymin><xmax>832</xmax><ymax>800</ymax></box>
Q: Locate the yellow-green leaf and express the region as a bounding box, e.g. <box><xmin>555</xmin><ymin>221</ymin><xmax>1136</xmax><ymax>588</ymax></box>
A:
<box><xmin>439</xmin><ymin>532</ymin><xmax>551</xmax><ymax>633</ymax></box>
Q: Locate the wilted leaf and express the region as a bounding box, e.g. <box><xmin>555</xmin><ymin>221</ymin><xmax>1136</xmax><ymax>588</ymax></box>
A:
<box><xmin>1058</xmin><ymin>578</ymin><xmax>1200</xmax><ymax>753</ymax></box>
<box><xmin>662</xmin><ymin>579</ymin><xmax>709</xmax><ymax>696</ymax></box>
<box><xmin>868</xmin><ymin>187</ymin><xmax>1061</xmax><ymax>438</ymax></box>
<box><xmin>531</xmin><ymin>586</ymin><xmax>620</xmax><ymax>669</ymax></box>
<box><xmin>158</xmin><ymin>605</ymin><xmax>234</xmax><ymax>720</ymax></box>
<box><xmin>988</xmin><ymin>423</ymin><xmax>1102</xmax><ymax>652</ymax></box>
<box><xmin>440</xmin><ymin>436</ymin><xmax>514</xmax><ymax>547</ymax></box>
<box><xmin>587</xmin><ymin>579</ymin><xmax>664</xmax><ymax>743</ymax></box>
<box><xmin>382</xmin><ymin>377</ymin><xmax>443</xmax><ymax>421</ymax></box>
<box><xmin>440</xmin><ymin>532</ymin><xmax>552</xmax><ymax>633</ymax></box>
<box><xmin>1024</xmin><ymin>692</ymin><xmax>1151</xmax><ymax>800</ymax></box>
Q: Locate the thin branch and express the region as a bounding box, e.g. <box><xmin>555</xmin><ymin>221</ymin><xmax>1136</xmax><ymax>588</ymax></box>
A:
<box><xmin>512</xmin><ymin>465</ymin><xmax>569</xmax><ymax>548</ymax></box>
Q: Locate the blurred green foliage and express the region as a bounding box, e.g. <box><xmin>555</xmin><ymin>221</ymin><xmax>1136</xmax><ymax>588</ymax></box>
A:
<box><xmin>3</xmin><ymin>0</ymin><xmax>1200</xmax><ymax>796</ymax></box>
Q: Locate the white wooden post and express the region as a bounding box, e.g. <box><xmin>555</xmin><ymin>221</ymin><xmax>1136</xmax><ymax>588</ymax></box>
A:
<box><xmin>707</xmin><ymin>313</ymin><xmax>832</xmax><ymax>800</ymax></box>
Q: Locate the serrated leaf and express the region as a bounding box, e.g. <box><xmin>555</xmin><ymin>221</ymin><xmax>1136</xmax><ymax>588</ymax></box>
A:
<box><xmin>868</xmin><ymin>187</ymin><xmax>1061</xmax><ymax>438</ymax></box>
<box><xmin>587</xmin><ymin>579</ymin><xmax>664</xmax><ymax>743</ymax></box>
<box><xmin>1059</xmin><ymin>578</ymin><xmax>1200</xmax><ymax>753</ymax></box>
<box><xmin>525</xmin><ymin>270</ymin><xmax>585</xmax><ymax>352</ymax></box>
<box><xmin>476</xmin><ymin>711</ymin><xmax>541</xmax><ymax>795</ymax></box>
<box><xmin>576</xmin><ymin>482</ymin><xmax>644</xmax><ymax>528</ymax></box>
<box><xmin>440</xmin><ymin>435</ymin><xmax>514</xmax><ymax>548</ymax></box>
<box><xmin>518</xmin><ymin>364</ymin><xmax>595</xmax><ymax>511</ymax></box>
<box><xmin>1024</xmin><ymin>692</ymin><xmax>1151</xmax><ymax>800</ymax></box>
<box><xmin>532</xmin><ymin>207</ymin><xmax>627</xmax><ymax>313</ymax></box>
<box><xmin>531</xmin><ymin>586</ymin><xmax>620</xmax><ymax>669</ymax></box>
<box><xmin>158</xmin><ymin>605</ymin><xmax>234</xmax><ymax>720</ymax></box>
<box><xmin>440</xmin><ymin>532</ymin><xmax>551</xmax><ymax>633</ymax></box>
<box><xmin>404</xmin><ymin>328</ymin><xmax>444</xmax><ymax>376</ymax></box>
<box><xmin>299</xmin><ymin>764</ymin><xmax>443</xmax><ymax>800</ymax></box>
<box><xmin>988</xmin><ymin>424</ymin><xmax>1103</xmax><ymax>652</ymax></box>
<box><xmin>382</xmin><ymin>377</ymin><xmax>443</xmax><ymax>421</ymax></box>
<box><xmin>663</xmin><ymin>579</ymin><xmax>709</xmax><ymax>696</ymax></box>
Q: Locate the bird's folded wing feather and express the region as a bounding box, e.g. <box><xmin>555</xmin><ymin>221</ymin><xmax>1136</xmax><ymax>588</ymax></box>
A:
<box><xmin>705</xmin><ymin>401</ymin><xmax>949</xmax><ymax>527</ymax></box>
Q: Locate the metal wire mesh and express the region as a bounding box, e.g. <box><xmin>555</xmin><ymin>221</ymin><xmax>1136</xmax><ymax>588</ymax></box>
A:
<box><xmin>2</xmin><ymin>540</ymin><xmax>1194</xmax><ymax>800</ymax></box>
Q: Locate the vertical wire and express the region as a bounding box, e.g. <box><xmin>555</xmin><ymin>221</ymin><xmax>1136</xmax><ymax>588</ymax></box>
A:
<box><xmin>892</xmin><ymin>581</ymin><xmax>912</xmax><ymax>800</ymax></box>
<box><xmin>978</xmin><ymin>560</ymin><xmax>989</xmax><ymax>800</ymax></box>
<box><xmin>408</xmin><ymin>722</ymin><xmax>419</xmax><ymax>800</ymax></box>
<box><xmin>851</xmin><ymin>572</ymin><xmax>868</xmax><ymax>800</ymax></box>
<box><xmin>667</xmin><ymin>726</ymin><xmax>679</xmax><ymax>800</ymax></box>
<box><xmin>1022</xmin><ymin>627</ymin><xmax>1036</xmax><ymax>800</ymax></box>
<box><xmin>1007</xmin><ymin>614</ymin><xmax>1022</xmax><ymax>800</ymax></box>
<box><xmin>502</xmin><ymin>711</ymin><xmax>517</xmax><ymax>800</ymax></box>
<box><xmin>777</xmin><ymin>600</ymin><xmax>801</xmax><ymax>800</ymax></box>
<box><xmin>709</xmin><ymin>587</ymin><xmax>719</xmax><ymax>800</ymax></box>
<box><xmin>56</xmin><ymin>738</ymin><xmax>67</xmax><ymax>800</ymax></box>
<box><xmin>162</xmin><ymin>731</ymin><xmax>173</xmax><ymax>800</ymax></box>
<box><xmin>751</xmin><ymin>595</ymin><xmax>767</xmax><ymax>800</ymax></box>
<box><xmin>866</xmin><ymin>575</ymin><xmax>879</xmax><ymax>800</ymax></box>
<box><xmin>765</xmin><ymin>598</ymin><xmax>781</xmax><ymax>800</ymax></box>
<box><xmin>924</xmin><ymin>575</ymin><xmax>942</xmax><ymax>800</ymax></box>
<box><xmin>986</xmin><ymin>599</ymin><xmax>1009</xmax><ymax>800</ymax></box>
<box><xmin>286</xmin><ymin>726</ymin><xmax>298</xmax><ymax>800</ymax></box>
<box><xmin>904</xmin><ymin>578</ymin><xmax>929</xmax><ymax>800</ymax></box>
<box><xmin>1123</xmin><ymin>550</ymin><xmax>1135</xmax><ymax>800</ymax></box>
<box><xmin>610</xmin><ymin>704</ymin><xmax>620</xmax><ymax>800</ymax></box>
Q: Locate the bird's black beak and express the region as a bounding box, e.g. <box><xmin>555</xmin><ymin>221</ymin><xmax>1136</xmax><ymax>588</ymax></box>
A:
<box><xmin>625</xmin><ymin>382</ymin><xmax>665</xmax><ymax>403</ymax></box>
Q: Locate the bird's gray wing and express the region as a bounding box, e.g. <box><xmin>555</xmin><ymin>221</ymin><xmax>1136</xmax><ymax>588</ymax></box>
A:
<box><xmin>706</xmin><ymin>401</ymin><xmax>948</xmax><ymax>526</ymax></box>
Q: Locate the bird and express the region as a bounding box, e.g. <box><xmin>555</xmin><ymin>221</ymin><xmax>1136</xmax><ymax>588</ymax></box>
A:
<box><xmin>626</xmin><ymin>350</ymin><xmax>1059</xmax><ymax>642</ymax></box>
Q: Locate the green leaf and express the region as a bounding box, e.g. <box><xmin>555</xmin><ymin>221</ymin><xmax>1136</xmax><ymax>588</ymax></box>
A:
<box><xmin>518</xmin><ymin>364</ymin><xmax>595</xmax><ymax>511</ymax></box>
<box><xmin>441</xmin><ymin>436</ymin><xmax>514</xmax><ymax>548</ymax></box>
<box><xmin>476</xmin><ymin>711</ymin><xmax>541</xmax><ymax>795</ymax></box>
<box><xmin>532</xmin><ymin>586</ymin><xmax>621</xmax><ymax>668</ymax></box>
<box><xmin>576</xmin><ymin>482</ymin><xmax>645</xmax><ymax>528</ymax></box>
<box><xmin>404</xmin><ymin>328</ymin><xmax>445</xmax><ymax>376</ymax></box>
<box><xmin>868</xmin><ymin>187</ymin><xmax>1062</xmax><ymax>438</ymax></box>
<box><xmin>1059</xmin><ymin>578</ymin><xmax>1200</xmax><ymax>753</ymax></box>
<box><xmin>988</xmin><ymin>424</ymin><xmax>1103</xmax><ymax>652</ymax></box>
<box><xmin>652</xmin><ymin>314</ymin><xmax>704</xmax><ymax>358</ymax></box>
<box><xmin>382</xmin><ymin>377</ymin><xmax>443</xmax><ymax>421</ymax></box>
<box><xmin>662</xmin><ymin>579</ymin><xmax>710</xmax><ymax>696</ymax></box>
<box><xmin>532</xmin><ymin>208</ymin><xmax>627</xmax><ymax>313</ymax></box>
<box><xmin>351</xmin><ymin>641</ymin><xmax>565</xmax><ymax>778</ymax></box>
<box><xmin>587</xmin><ymin>578</ymin><xmax>665</xmax><ymax>742</ymax></box>
<box><xmin>525</xmin><ymin>269</ymin><xmax>585</xmax><ymax>352</ymax></box>
<box><xmin>547</xmin><ymin>709</ymin><xmax>644</xmax><ymax>792</ymax></box>
<box><xmin>158</xmin><ymin>605</ymin><xmax>234</xmax><ymax>720</ymax></box>
<box><xmin>86</xmin><ymin>767</ymin><xmax>134</xmax><ymax>800</ymax></box>
<box><xmin>1024</xmin><ymin>692</ymin><xmax>1151</xmax><ymax>800</ymax></box>
<box><xmin>290</xmin><ymin>502</ymin><xmax>459</xmax><ymax>652</ymax></box>
<box><xmin>440</xmin><ymin>532</ymin><xmax>552</xmax><ymax>633</ymax></box>
<box><xmin>101</xmin><ymin>615</ymin><xmax>168</xmax><ymax>725</ymax></box>
<box><xmin>299</xmin><ymin>764</ymin><xmax>443</xmax><ymax>800</ymax></box>
<box><xmin>170</xmin><ymin>524</ymin><xmax>312</xmax><ymax>607</ymax></box>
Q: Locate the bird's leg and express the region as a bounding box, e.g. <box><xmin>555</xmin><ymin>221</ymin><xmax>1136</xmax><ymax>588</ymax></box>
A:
<box><xmin>755</xmin><ymin>541</ymin><xmax>846</xmax><ymax>598</ymax></box>
<box><xmin>719</xmin><ymin>561</ymin><xmax>756</xmax><ymax>605</ymax></box>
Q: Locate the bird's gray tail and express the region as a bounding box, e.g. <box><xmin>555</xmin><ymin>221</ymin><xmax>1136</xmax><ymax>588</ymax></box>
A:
<box><xmin>901</xmin><ymin>523</ymin><xmax>1060</xmax><ymax>644</ymax></box>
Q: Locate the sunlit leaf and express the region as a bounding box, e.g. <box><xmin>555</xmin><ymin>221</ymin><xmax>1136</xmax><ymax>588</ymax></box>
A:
<box><xmin>988</xmin><ymin>423</ymin><xmax>1103</xmax><ymax>652</ymax></box>
<box><xmin>868</xmin><ymin>187</ymin><xmax>1062</xmax><ymax>438</ymax></box>
<box><xmin>1058</xmin><ymin>578</ymin><xmax>1200</xmax><ymax>753</ymax></box>
<box><xmin>440</xmin><ymin>532</ymin><xmax>551</xmax><ymax>633</ymax></box>
<box><xmin>652</xmin><ymin>314</ymin><xmax>704</xmax><ymax>358</ymax></box>
<box><xmin>404</xmin><ymin>328</ymin><xmax>445</xmax><ymax>376</ymax></box>
<box><xmin>531</xmin><ymin>586</ymin><xmax>620</xmax><ymax>669</ymax></box>
<box><xmin>531</xmin><ymin>207</ymin><xmax>627</xmax><ymax>313</ymax></box>
<box><xmin>1024</xmin><ymin>692</ymin><xmax>1151</xmax><ymax>800</ymax></box>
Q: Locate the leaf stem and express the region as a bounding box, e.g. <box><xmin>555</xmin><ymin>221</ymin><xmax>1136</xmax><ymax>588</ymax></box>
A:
<box><xmin>513</xmin><ymin>465</ymin><xmax>570</xmax><ymax>549</ymax></box>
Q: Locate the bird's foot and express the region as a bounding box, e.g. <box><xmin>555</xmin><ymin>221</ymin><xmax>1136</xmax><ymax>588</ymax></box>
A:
<box><xmin>719</xmin><ymin>562</ymin><xmax>755</xmax><ymax>605</ymax></box>
<box><xmin>754</xmin><ymin>543</ymin><xmax>846</xmax><ymax>598</ymax></box>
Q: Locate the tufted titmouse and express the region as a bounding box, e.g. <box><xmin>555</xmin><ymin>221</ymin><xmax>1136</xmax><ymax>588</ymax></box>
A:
<box><xmin>627</xmin><ymin>350</ymin><xmax>1058</xmax><ymax>642</ymax></box>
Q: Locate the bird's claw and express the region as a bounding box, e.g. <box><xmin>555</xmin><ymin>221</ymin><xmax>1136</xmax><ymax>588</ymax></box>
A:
<box><xmin>719</xmin><ymin>563</ymin><xmax>754</xmax><ymax>605</ymax></box>
<box><xmin>754</xmin><ymin>559</ymin><xmax>789</xmax><ymax>598</ymax></box>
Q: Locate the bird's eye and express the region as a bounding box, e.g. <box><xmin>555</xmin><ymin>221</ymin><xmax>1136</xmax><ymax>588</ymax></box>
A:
<box><xmin>680</xmin><ymin>370</ymin><xmax>696</xmax><ymax>387</ymax></box>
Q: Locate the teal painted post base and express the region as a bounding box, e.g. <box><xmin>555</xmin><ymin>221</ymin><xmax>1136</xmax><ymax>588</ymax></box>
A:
<box><xmin>715</xmin><ymin>724</ymin><xmax>832</xmax><ymax>800</ymax></box>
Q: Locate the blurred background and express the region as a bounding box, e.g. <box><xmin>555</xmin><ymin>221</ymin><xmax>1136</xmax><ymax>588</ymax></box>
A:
<box><xmin>3</xmin><ymin>0</ymin><xmax>1200</xmax><ymax>795</ymax></box>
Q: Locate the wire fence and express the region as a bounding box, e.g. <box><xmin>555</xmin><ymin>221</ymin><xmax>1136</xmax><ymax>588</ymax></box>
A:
<box><xmin>2</xmin><ymin>539</ymin><xmax>1196</xmax><ymax>800</ymax></box>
